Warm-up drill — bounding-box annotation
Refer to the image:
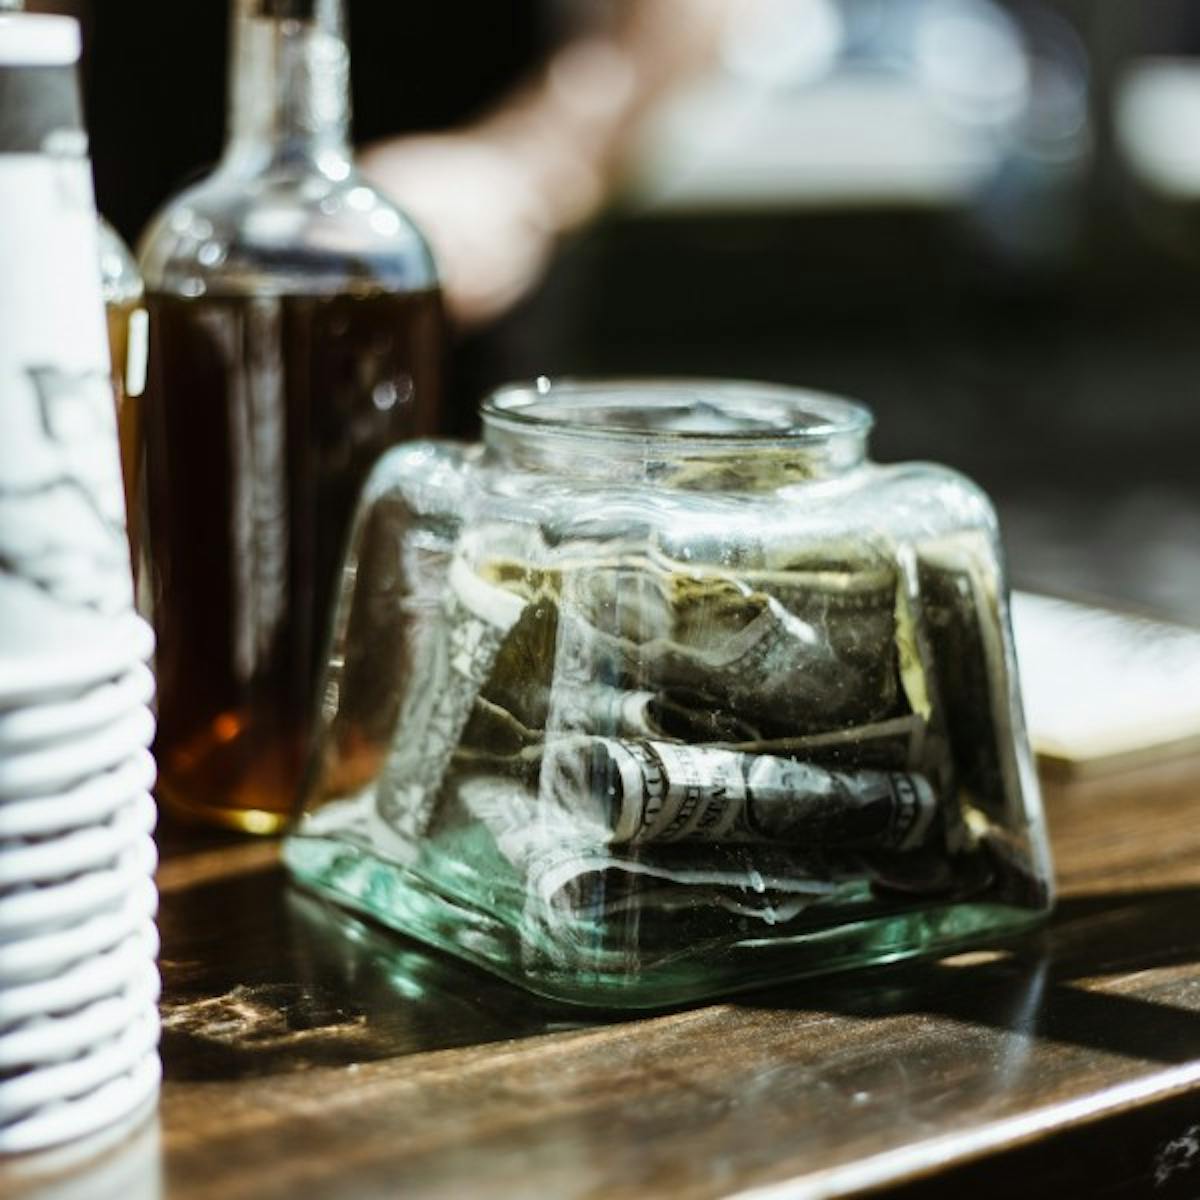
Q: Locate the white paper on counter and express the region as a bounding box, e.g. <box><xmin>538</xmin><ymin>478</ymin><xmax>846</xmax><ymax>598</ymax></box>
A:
<box><xmin>1011</xmin><ymin>590</ymin><xmax>1200</xmax><ymax>773</ymax></box>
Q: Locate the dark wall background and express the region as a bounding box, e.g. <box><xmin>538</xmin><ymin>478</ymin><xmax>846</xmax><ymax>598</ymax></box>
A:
<box><xmin>82</xmin><ymin>0</ymin><xmax>1200</xmax><ymax>622</ymax></box>
<box><xmin>86</xmin><ymin>1</ymin><xmax>553</xmax><ymax>244</ymax></box>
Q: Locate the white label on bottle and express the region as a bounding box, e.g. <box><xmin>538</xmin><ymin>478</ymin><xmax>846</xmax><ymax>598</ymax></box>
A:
<box><xmin>125</xmin><ymin>305</ymin><xmax>148</xmax><ymax>398</ymax></box>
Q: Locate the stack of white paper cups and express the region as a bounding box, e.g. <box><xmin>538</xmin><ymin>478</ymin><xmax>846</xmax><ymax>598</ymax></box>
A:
<box><xmin>0</xmin><ymin>13</ymin><xmax>160</xmax><ymax>1154</ymax></box>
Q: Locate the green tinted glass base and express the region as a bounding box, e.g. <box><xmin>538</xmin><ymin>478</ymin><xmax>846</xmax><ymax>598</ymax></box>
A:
<box><xmin>283</xmin><ymin>831</ymin><xmax>1048</xmax><ymax>1010</ymax></box>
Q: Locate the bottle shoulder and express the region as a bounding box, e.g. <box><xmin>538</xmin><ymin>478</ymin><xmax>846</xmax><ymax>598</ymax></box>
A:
<box><xmin>138</xmin><ymin>164</ymin><xmax>438</xmax><ymax>297</ymax></box>
<box><xmin>97</xmin><ymin>217</ymin><xmax>144</xmax><ymax>307</ymax></box>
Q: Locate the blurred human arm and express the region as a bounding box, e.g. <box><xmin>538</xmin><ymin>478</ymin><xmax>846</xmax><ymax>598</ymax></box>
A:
<box><xmin>362</xmin><ymin>0</ymin><xmax>733</xmax><ymax>326</ymax></box>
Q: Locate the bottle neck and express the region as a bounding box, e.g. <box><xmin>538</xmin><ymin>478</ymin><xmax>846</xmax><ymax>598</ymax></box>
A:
<box><xmin>222</xmin><ymin>0</ymin><xmax>352</xmax><ymax>180</ymax></box>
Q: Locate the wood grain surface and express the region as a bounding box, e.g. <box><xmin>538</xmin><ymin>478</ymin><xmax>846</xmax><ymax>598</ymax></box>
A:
<box><xmin>9</xmin><ymin>760</ymin><xmax>1200</xmax><ymax>1199</ymax></box>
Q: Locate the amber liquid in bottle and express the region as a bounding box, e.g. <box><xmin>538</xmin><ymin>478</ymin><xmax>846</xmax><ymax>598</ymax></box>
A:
<box><xmin>143</xmin><ymin>289</ymin><xmax>443</xmax><ymax>831</ymax></box>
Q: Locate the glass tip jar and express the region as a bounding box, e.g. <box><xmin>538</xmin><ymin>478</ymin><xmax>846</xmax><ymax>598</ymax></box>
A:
<box><xmin>286</xmin><ymin>379</ymin><xmax>1054</xmax><ymax>1008</ymax></box>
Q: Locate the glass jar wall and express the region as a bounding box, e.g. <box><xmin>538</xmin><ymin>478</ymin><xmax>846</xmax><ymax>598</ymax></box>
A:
<box><xmin>286</xmin><ymin>379</ymin><xmax>1053</xmax><ymax>1007</ymax></box>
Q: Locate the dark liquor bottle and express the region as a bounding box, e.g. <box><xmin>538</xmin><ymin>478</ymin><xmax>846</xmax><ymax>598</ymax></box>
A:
<box><xmin>139</xmin><ymin>0</ymin><xmax>444</xmax><ymax>833</ymax></box>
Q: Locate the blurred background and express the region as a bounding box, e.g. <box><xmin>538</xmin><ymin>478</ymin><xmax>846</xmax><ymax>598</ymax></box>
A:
<box><xmin>53</xmin><ymin>0</ymin><xmax>1200</xmax><ymax>622</ymax></box>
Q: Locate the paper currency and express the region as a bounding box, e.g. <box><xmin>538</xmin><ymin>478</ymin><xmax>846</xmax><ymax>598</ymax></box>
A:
<box><xmin>555</xmin><ymin>552</ymin><xmax>900</xmax><ymax>732</ymax></box>
<box><xmin>552</xmin><ymin>684</ymin><xmax>762</xmax><ymax>744</ymax></box>
<box><xmin>360</xmin><ymin>522</ymin><xmax>1032</xmax><ymax>938</ymax></box>
<box><xmin>458</xmin><ymin>772</ymin><xmax>850</xmax><ymax>926</ymax></box>
<box><xmin>916</xmin><ymin>530</ymin><xmax>1024</xmax><ymax>827</ymax></box>
<box><xmin>452</xmin><ymin>770</ymin><xmax>983</xmax><ymax>974</ymax></box>
<box><xmin>541</xmin><ymin>737</ymin><xmax>936</xmax><ymax>850</ymax></box>
<box><xmin>375</xmin><ymin>549</ymin><xmax>525</xmax><ymax>840</ymax></box>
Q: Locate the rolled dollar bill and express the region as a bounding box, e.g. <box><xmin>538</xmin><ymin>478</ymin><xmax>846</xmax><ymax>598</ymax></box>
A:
<box><xmin>552</xmin><ymin>683</ymin><xmax>762</xmax><ymax>744</ymax></box>
<box><xmin>546</xmin><ymin>737</ymin><xmax>937</xmax><ymax>851</ymax></box>
<box><xmin>456</xmin><ymin>772</ymin><xmax>849</xmax><ymax>939</ymax></box>
<box><xmin>449</xmin><ymin>712</ymin><xmax>929</xmax><ymax>789</ymax></box>
<box><xmin>453</xmin><ymin>771</ymin><xmax>967</xmax><ymax>975</ymax></box>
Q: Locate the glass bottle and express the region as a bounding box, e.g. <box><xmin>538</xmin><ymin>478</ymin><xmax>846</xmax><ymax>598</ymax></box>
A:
<box><xmin>138</xmin><ymin>0</ymin><xmax>444</xmax><ymax>834</ymax></box>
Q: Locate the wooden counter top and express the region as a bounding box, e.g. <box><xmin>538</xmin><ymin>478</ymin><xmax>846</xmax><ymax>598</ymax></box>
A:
<box><xmin>9</xmin><ymin>759</ymin><xmax>1200</xmax><ymax>1199</ymax></box>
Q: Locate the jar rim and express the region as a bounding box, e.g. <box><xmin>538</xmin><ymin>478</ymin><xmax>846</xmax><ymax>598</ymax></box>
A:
<box><xmin>482</xmin><ymin>378</ymin><xmax>874</xmax><ymax>449</ymax></box>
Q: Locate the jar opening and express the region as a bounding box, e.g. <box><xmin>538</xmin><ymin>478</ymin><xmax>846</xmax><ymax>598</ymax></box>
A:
<box><xmin>481</xmin><ymin>380</ymin><xmax>872</xmax><ymax>488</ymax></box>
<box><xmin>483</xmin><ymin>378</ymin><xmax>873</xmax><ymax>449</ymax></box>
